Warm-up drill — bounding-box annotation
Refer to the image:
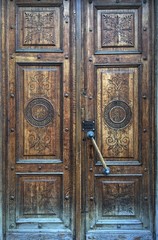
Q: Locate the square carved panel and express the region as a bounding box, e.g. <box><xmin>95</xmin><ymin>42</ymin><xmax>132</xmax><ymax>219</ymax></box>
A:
<box><xmin>95</xmin><ymin>7</ymin><xmax>141</xmax><ymax>53</ymax></box>
<box><xmin>95</xmin><ymin>176</ymin><xmax>142</xmax><ymax>228</ymax></box>
<box><xmin>16</xmin><ymin>6</ymin><xmax>62</xmax><ymax>52</ymax></box>
<box><xmin>101</xmin><ymin>13</ymin><xmax>134</xmax><ymax>47</ymax></box>
<box><xmin>16</xmin><ymin>174</ymin><xmax>63</xmax><ymax>220</ymax></box>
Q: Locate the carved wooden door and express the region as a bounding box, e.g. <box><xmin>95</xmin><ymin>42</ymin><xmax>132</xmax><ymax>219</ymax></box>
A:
<box><xmin>5</xmin><ymin>0</ymin><xmax>74</xmax><ymax>239</ymax></box>
<box><xmin>3</xmin><ymin>0</ymin><xmax>155</xmax><ymax>240</ymax></box>
<box><xmin>82</xmin><ymin>0</ymin><xmax>155</xmax><ymax>239</ymax></box>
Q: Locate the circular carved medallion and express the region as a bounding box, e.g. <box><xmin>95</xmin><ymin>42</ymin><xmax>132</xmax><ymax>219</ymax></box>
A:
<box><xmin>25</xmin><ymin>98</ymin><xmax>54</xmax><ymax>127</ymax></box>
<box><xmin>104</xmin><ymin>100</ymin><xmax>132</xmax><ymax>129</ymax></box>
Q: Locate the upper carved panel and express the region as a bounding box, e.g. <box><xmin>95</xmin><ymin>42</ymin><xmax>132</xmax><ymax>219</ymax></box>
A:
<box><xmin>102</xmin><ymin>13</ymin><xmax>134</xmax><ymax>47</ymax></box>
<box><xmin>24</xmin><ymin>11</ymin><xmax>55</xmax><ymax>46</ymax></box>
<box><xmin>16</xmin><ymin>6</ymin><xmax>62</xmax><ymax>51</ymax></box>
<box><xmin>95</xmin><ymin>8</ymin><xmax>141</xmax><ymax>53</ymax></box>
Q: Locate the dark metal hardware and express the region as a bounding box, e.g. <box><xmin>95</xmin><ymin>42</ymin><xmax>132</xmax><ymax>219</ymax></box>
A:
<box><xmin>82</xmin><ymin>120</ymin><xmax>95</xmax><ymax>132</ymax></box>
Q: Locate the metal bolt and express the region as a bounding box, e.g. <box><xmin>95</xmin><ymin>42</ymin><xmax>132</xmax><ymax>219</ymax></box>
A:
<box><xmin>10</xmin><ymin>195</ymin><xmax>15</xmax><ymax>200</ymax></box>
<box><xmin>144</xmin><ymin>196</ymin><xmax>148</xmax><ymax>201</ymax></box>
<box><xmin>143</xmin><ymin>27</ymin><xmax>147</xmax><ymax>31</ymax></box>
<box><xmin>10</xmin><ymin>224</ymin><xmax>15</xmax><ymax>228</ymax></box>
<box><xmin>142</xmin><ymin>95</ymin><xmax>147</xmax><ymax>99</ymax></box>
<box><xmin>89</xmin><ymin>96</ymin><xmax>93</xmax><ymax>100</ymax></box>
<box><xmin>37</xmin><ymin>54</ymin><xmax>41</xmax><ymax>59</ymax></box>
<box><xmin>89</xmin><ymin>57</ymin><xmax>93</xmax><ymax>62</ymax></box>
<box><xmin>38</xmin><ymin>166</ymin><xmax>42</xmax><ymax>170</ymax></box>
<box><xmin>143</xmin><ymin>128</ymin><xmax>147</xmax><ymax>132</ymax></box>
<box><xmin>90</xmin><ymin>197</ymin><xmax>94</xmax><ymax>201</ymax></box>
<box><xmin>10</xmin><ymin>93</ymin><xmax>15</xmax><ymax>98</ymax></box>
<box><xmin>10</xmin><ymin>128</ymin><xmax>15</xmax><ymax>132</ymax></box>
<box><xmin>143</xmin><ymin>56</ymin><xmax>147</xmax><ymax>60</ymax></box>
<box><xmin>38</xmin><ymin>223</ymin><xmax>42</xmax><ymax>229</ymax></box>
<box><xmin>65</xmin><ymin>128</ymin><xmax>69</xmax><ymax>132</ymax></box>
<box><xmin>64</xmin><ymin>93</ymin><xmax>69</xmax><ymax>98</ymax></box>
<box><xmin>65</xmin><ymin>195</ymin><xmax>69</xmax><ymax>200</ymax></box>
<box><xmin>11</xmin><ymin>166</ymin><xmax>14</xmax><ymax>171</ymax></box>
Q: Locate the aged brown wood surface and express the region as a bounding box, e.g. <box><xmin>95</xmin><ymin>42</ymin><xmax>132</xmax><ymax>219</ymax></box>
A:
<box><xmin>3</xmin><ymin>0</ymin><xmax>75</xmax><ymax>239</ymax></box>
<box><xmin>1</xmin><ymin>0</ymin><xmax>155</xmax><ymax>239</ymax></box>
<box><xmin>83</xmin><ymin>0</ymin><xmax>155</xmax><ymax>239</ymax></box>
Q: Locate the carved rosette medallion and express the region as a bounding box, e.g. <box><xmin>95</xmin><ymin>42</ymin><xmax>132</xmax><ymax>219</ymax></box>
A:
<box><xmin>25</xmin><ymin>98</ymin><xmax>54</xmax><ymax>127</ymax></box>
<box><xmin>104</xmin><ymin>100</ymin><xmax>132</xmax><ymax>129</ymax></box>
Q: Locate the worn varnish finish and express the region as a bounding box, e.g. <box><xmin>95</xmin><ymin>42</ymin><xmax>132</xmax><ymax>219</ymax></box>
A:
<box><xmin>4</xmin><ymin>0</ymin><xmax>74</xmax><ymax>239</ymax></box>
<box><xmin>83</xmin><ymin>0</ymin><xmax>154</xmax><ymax>239</ymax></box>
<box><xmin>1</xmin><ymin>0</ymin><xmax>155</xmax><ymax>240</ymax></box>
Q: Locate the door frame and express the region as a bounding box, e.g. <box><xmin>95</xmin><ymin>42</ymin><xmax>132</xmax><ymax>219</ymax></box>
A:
<box><xmin>0</xmin><ymin>0</ymin><xmax>157</xmax><ymax>239</ymax></box>
<box><xmin>0</xmin><ymin>0</ymin><xmax>2</xmax><ymax>238</ymax></box>
<box><xmin>155</xmin><ymin>0</ymin><xmax>158</xmax><ymax>239</ymax></box>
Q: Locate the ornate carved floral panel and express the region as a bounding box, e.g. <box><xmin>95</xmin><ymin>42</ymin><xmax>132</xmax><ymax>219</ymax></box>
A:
<box><xmin>16</xmin><ymin>174</ymin><xmax>63</xmax><ymax>221</ymax></box>
<box><xmin>16</xmin><ymin>64</ymin><xmax>62</xmax><ymax>161</ymax></box>
<box><xmin>95</xmin><ymin>7</ymin><xmax>141</xmax><ymax>53</ymax></box>
<box><xmin>16</xmin><ymin>6</ymin><xmax>62</xmax><ymax>51</ymax></box>
<box><xmin>96</xmin><ymin>66</ymin><xmax>141</xmax><ymax>161</ymax></box>
<box><xmin>95</xmin><ymin>176</ymin><xmax>142</xmax><ymax>225</ymax></box>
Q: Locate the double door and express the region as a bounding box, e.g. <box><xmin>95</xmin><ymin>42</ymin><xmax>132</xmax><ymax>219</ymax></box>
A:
<box><xmin>2</xmin><ymin>0</ymin><xmax>155</xmax><ymax>239</ymax></box>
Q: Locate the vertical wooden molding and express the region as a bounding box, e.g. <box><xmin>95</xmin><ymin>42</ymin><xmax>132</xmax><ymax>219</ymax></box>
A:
<box><xmin>0</xmin><ymin>0</ymin><xmax>3</xmax><ymax>239</ymax></box>
<box><xmin>155</xmin><ymin>0</ymin><xmax>158</xmax><ymax>238</ymax></box>
<box><xmin>75</xmin><ymin>0</ymin><xmax>82</xmax><ymax>239</ymax></box>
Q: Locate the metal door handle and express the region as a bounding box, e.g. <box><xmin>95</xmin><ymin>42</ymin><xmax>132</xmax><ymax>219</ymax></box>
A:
<box><xmin>87</xmin><ymin>131</ymin><xmax>110</xmax><ymax>175</ymax></box>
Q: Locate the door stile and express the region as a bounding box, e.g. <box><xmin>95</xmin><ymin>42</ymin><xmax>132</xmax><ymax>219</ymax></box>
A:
<box><xmin>0</xmin><ymin>0</ymin><xmax>3</xmax><ymax>239</ymax></box>
<box><xmin>70</xmin><ymin>0</ymin><xmax>77</xmax><ymax>238</ymax></box>
<box><xmin>75</xmin><ymin>0</ymin><xmax>83</xmax><ymax>239</ymax></box>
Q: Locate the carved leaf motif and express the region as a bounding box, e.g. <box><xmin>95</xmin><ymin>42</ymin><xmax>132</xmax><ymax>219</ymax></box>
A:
<box><xmin>102</xmin><ymin>182</ymin><xmax>135</xmax><ymax>216</ymax></box>
<box><xmin>28</xmin><ymin>128</ymin><xmax>51</xmax><ymax>153</ymax></box>
<box><xmin>106</xmin><ymin>74</ymin><xmax>129</xmax><ymax>101</ymax></box>
<box><xmin>29</xmin><ymin>73</ymin><xmax>51</xmax><ymax>97</ymax></box>
<box><xmin>102</xmin><ymin>13</ymin><xmax>134</xmax><ymax>46</ymax></box>
<box><xmin>106</xmin><ymin>129</ymin><xmax>129</xmax><ymax>155</ymax></box>
<box><xmin>24</xmin><ymin>11</ymin><xmax>55</xmax><ymax>45</ymax></box>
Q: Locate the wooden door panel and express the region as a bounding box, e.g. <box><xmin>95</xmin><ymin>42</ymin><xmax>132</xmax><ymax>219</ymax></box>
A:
<box><xmin>16</xmin><ymin>1</ymin><xmax>63</xmax><ymax>52</ymax></box>
<box><xmin>96</xmin><ymin>65</ymin><xmax>140</xmax><ymax>161</ymax></box>
<box><xmin>84</xmin><ymin>0</ymin><xmax>153</xmax><ymax>239</ymax></box>
<box><xmin>16</xmin><ymin>64</ymin><xmax>62</xmax><ymax>161</ymax></box>
<box><xmin>6</xmin><ymin>0</ymin><xmax>73</xmax><ymax>239</ymax></box>
<box><xmin>94</xmin><ymin>7</ymin><xmax>141</xmax><ymax>53</ymax></box>
<box><xmin>16</xmin><ymin>174</ymin><xmax>63</xmax><ymax>221</ymax></box>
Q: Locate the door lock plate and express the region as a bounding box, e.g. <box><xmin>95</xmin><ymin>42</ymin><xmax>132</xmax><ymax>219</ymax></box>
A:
<box><xmin>82</xmin><ymin>120</ymin><xmax>95</xmax><ymax>132</ymax></box>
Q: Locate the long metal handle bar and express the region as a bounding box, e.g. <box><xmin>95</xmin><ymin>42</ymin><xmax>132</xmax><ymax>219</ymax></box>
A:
<box><xmin>87</xmin><ymin>131</ymin><xmax>110</xmax><ymax>175</ymax></box>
